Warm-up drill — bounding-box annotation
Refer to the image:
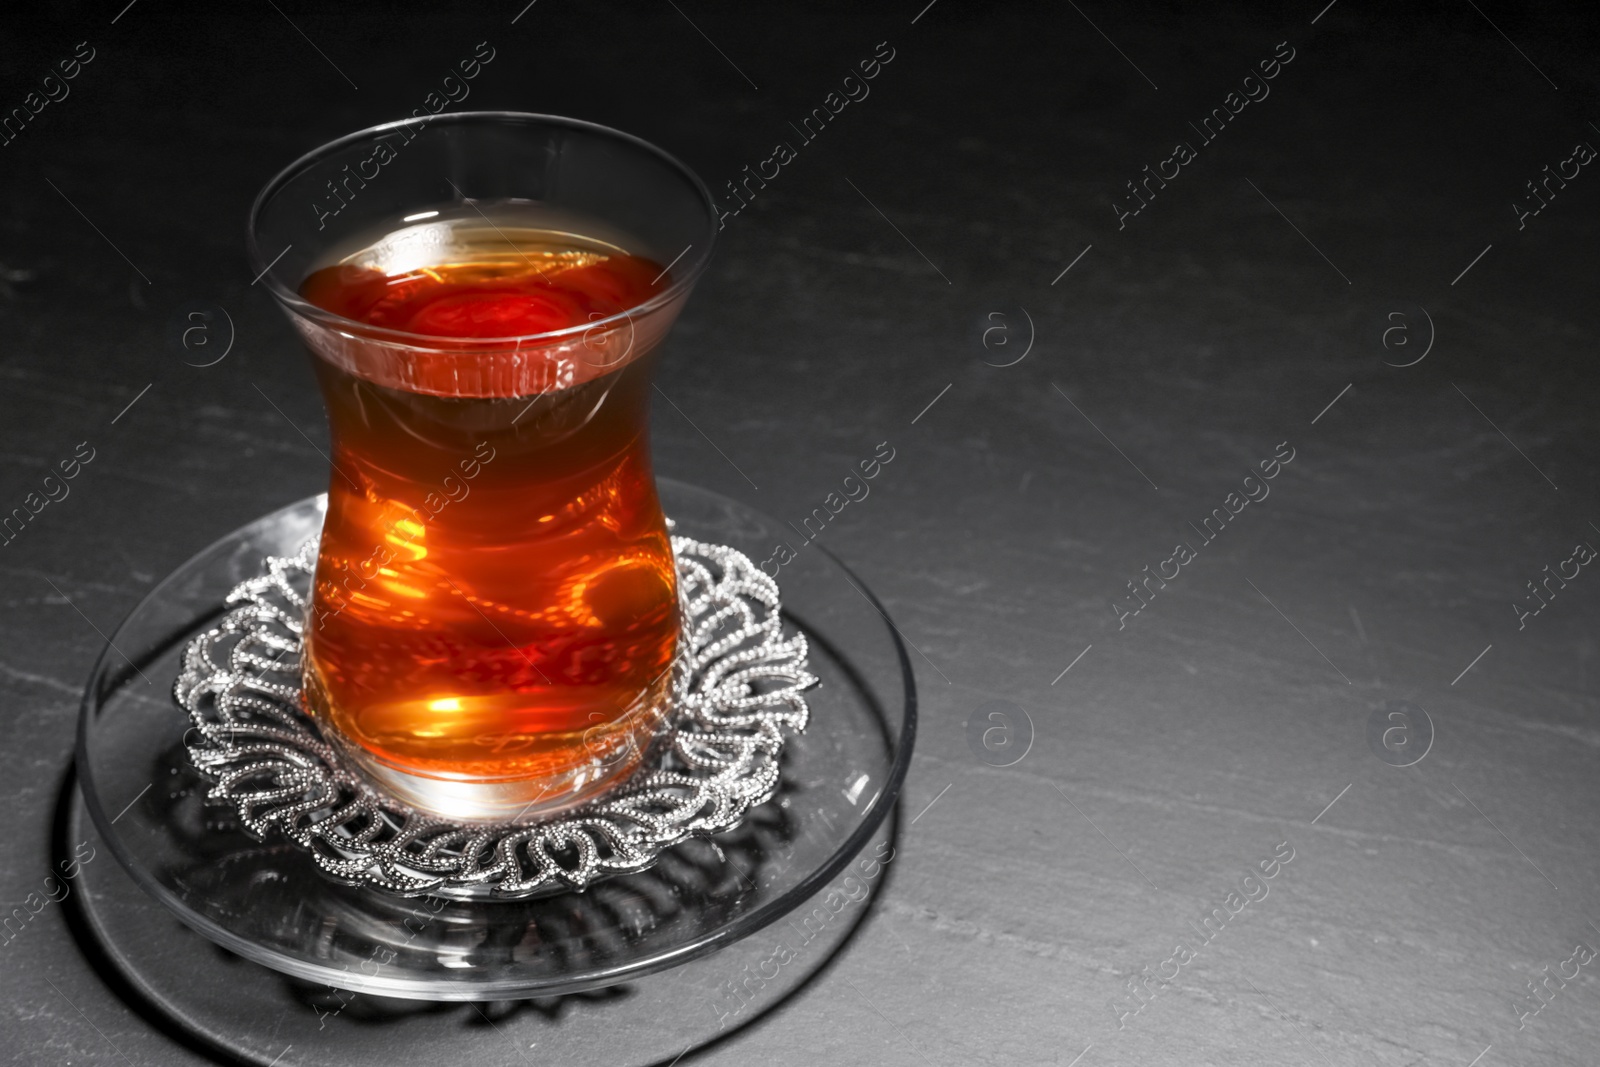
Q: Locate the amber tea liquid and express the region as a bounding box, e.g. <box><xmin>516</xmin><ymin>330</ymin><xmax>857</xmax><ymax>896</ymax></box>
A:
<box><xmin>297</xmin><ymin>202</ymin><xmax>678</xmax><ymax>818</ymax></box>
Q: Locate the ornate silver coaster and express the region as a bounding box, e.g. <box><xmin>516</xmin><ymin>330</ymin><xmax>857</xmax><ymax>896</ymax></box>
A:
<box><xmin>173</xmin><ymin>533</ymin><xmax>816</xmax><ymax>898</ymax></box>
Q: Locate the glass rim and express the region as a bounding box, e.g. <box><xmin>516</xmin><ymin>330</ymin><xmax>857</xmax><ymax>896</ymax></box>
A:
<box><xmin>245</xmin><ymin>110</ymin><xmax>719</xmax><ymax>348</ymax></box>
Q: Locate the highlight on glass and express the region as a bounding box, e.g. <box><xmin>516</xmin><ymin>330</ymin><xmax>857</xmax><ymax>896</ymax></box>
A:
<box><xmin>247</xmin><ymin>112</ymin><xmax>717</xmax><ymax>821</ymax></box>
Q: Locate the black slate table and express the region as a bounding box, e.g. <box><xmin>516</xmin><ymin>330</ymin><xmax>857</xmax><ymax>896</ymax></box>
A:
<box><xmin>4</xmin><ymin>1</ymin><xmax>1599</xmax><ymax>1064</ymax></box>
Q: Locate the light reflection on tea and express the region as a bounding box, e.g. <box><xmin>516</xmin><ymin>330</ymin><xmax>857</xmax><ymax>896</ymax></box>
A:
<box><xmin>297</xmin><ymin>202</ymin><xmax>679</xmax><ymax>818</ymax></box>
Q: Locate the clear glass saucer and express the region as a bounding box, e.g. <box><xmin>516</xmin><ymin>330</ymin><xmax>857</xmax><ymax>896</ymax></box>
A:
<box><xmin>75</xmin><ymin>479</ymin><xmax>915</xmax><ymax>1001</ymax></box>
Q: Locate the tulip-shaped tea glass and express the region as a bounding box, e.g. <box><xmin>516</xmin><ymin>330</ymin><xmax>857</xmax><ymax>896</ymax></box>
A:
<box><xmin>247</xmin><ymin>113</ymin><xmax>716</xmax><ymax>821</ymax></box>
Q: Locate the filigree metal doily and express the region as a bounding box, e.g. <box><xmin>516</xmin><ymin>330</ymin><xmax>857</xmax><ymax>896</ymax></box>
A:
<box><xmin>173</xmin><ymin>533</ymin><xmax>816</xmax><ymax>898</ymax></box>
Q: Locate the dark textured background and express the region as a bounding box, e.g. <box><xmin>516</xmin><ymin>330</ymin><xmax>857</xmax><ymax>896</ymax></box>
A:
<box><xmin>4</xmin><ymin>1</ymin><xmax>1600</xmax><ymax>1063</ymax></box>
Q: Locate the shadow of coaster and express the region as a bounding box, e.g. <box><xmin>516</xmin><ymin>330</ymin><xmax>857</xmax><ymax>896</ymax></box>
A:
<box><xmin>65</xmin><ymin>784</ymin><xmax>899</xmax><ymax>1067</ymax></box>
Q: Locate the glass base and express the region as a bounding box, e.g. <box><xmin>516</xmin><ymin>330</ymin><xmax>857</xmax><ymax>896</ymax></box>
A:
<box><xmin>320</xmin><ymin>688</ymin><xmax>671</xmax><ymax>823</ymax></box>
<box><xmin>75</xmin><ymin>478</ymin><xmax>915</xmax><ymax>1001</ymax></box>
<box><xmin>339</xmin><ymin>743</ymin><xmax>645</xmax><ymax>821</ymax></box>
